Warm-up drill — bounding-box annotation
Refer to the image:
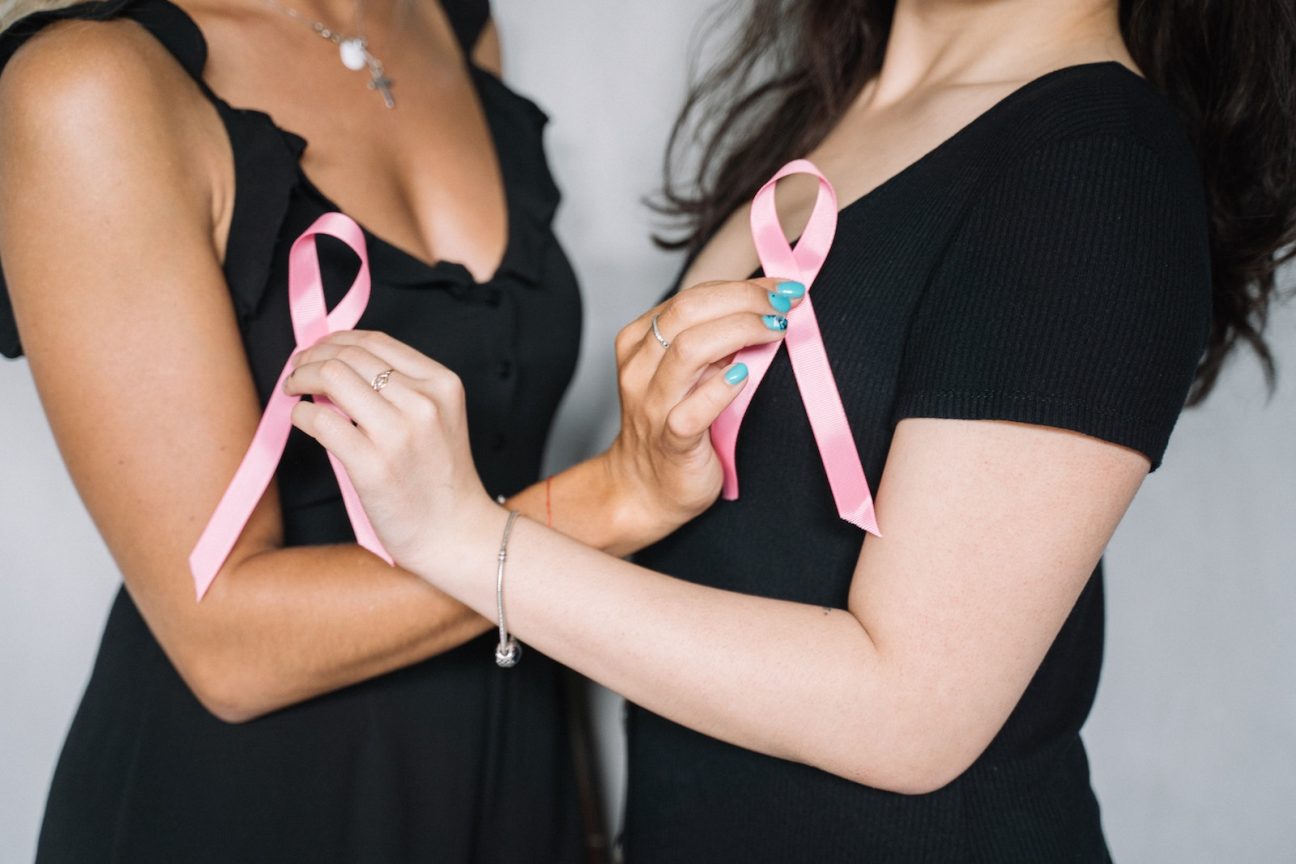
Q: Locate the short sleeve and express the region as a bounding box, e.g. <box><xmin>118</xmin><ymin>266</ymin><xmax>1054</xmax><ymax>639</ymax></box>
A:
<box><xmin>892</xmin><ymin>133</ymin><xmax>1212</xmax><ymax>469</ymax></box>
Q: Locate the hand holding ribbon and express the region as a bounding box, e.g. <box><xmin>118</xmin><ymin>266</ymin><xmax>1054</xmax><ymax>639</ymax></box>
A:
<box><xmin>710</xmin><ymin>160</ymin><xmax>880</xmax><ymax>535</ymax></box>
<box><xmin>189</xmin><ymin>212</ymin><xmax>393</xmax><ymax>600</ymax></box>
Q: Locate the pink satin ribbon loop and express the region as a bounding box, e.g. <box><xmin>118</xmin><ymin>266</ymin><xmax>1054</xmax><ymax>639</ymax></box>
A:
<box><xmin>189</xmin><ymin>212</ymin><xmax>392</xmax><ymax>600</ymax></box>
<box><xmin>711</xmin><ymin>159</ymin><xmax>880</xmax><ymax>535</ymax></box>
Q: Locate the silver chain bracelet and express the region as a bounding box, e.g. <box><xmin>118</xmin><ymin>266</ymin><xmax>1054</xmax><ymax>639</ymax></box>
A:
<box><xmin>494</xmin><ymin>510</ymin><xmax>523</xmax><ymax>668</ymax></box>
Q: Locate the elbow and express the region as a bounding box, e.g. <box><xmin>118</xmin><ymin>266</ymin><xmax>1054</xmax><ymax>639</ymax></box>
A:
<box><xmin>789</xmin><ymin>648</ymin><xmax>1004</xmax><ymax>795</ymax></box>
<box><xmin>194</xmin><ymin>689</ymin><xmax>264</xmax><ymax>726</ymax></box>
<box><xmin>828</xmin><ymin>750</ymin><xmax>972</xmax><ymax>798</ymax></box>
<box><xmin>169</xmin><ymin>559</ymin><xmax>285</xmax><ymax>725</ymax></box>
<box><xmin>808</xmin><ymin>721</ymin><xmax>986</xmax><ymax>797</ymax></box>
<box><xmin>874</xmin><ymin>759</ymin><xmax>970</xmax><ymax>797</ymax></box>
<box><xmin>175</xmin><ymin>650</ymin><xmax>277</xmax><ymax>725</ymax></box>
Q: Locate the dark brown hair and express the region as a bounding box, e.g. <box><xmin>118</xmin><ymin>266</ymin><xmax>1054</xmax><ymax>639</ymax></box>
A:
<box><xmin>658</xmin><ymin>0</ymin><xmax>1296</xmax><ymax>403</ymax></box>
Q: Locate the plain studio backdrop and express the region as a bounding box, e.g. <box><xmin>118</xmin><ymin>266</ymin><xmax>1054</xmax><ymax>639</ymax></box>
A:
<box><xmin>1</xmin><ymin>2</ymin><xmax>1293</xmax><ymax>861</ymax></box>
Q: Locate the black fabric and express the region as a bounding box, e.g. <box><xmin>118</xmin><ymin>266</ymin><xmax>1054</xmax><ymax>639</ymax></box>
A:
<box><xmin>629</xmin><ymin>63</ymin><xmax>1211</xmax><ymax>863</ymax></box>
<box><xmin>0</xmin><ymin>1</ymin><xmax>584</xmax><ymax>862</ymax></box>
<box><xmin>440</xmin><ymin>0</ymin><xmax>490</xmax><ymax>55</ymax></box>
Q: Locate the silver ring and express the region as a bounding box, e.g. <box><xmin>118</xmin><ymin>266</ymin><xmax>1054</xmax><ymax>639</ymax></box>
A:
<box><xmin>371</xmin><ymin>369</ymin><xmax>394</xmax><ymax>392</ymax></box>
<box><xmin>650</xmin><ymin>313</ymin><xmax>670</xmax><ymax>350</ymax></box>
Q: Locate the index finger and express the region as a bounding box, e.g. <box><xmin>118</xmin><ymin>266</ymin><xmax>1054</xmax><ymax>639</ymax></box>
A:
<box><xmin>654</xmin><ymin>278</ymin><xmax>805</xmax><ymax>345</ymax></box>
<box><xmin>293</xmin><ymin>330</ymin><xmax>441</xmax><ymax>379</ymax></box>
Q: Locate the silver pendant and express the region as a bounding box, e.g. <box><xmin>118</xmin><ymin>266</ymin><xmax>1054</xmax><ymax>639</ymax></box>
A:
<box><xmin>368</xmin><ymin>64</ymin><xmax>396</xmax><ymax>109</ymax></box>
<box><xmin>339</xmin><ymin>37</ymin><xmax>368</xmax><ymax>71</ymax></box>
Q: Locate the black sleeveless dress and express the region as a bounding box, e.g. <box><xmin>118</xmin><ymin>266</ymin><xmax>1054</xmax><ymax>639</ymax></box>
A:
<box><xmin>0</xmin><ymin>1</ymin><xmax>584</xmax><ymax>861</ymax></box>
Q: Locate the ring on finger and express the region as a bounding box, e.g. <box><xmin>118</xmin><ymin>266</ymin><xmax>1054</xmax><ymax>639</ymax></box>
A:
<box><xmin>650</xmin><ymin>313</ymin><xmax>670</xmax><ymax>350</ymax></box>
<box><xmin>371</xmin><ymin>368</ymin><xmax>395</xmax><ymax>392</ymax></box>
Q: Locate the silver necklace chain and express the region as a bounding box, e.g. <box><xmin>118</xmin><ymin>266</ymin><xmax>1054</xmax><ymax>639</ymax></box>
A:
<box><xmin>262</xmin><ymin>0</ymin><xmax>395</xmax><ymax>108</ymax></box>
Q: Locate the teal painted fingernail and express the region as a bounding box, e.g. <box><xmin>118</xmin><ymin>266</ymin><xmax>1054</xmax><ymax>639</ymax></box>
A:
<box><xmin>724</xmin><ymin>363</ymin><xmax>749</xmax><ymax>385</ymax></box>
<box><xmin>763</xmin><ymin>314</ymin><xmax>788</xmax><ymax>331</ymax></box>
<box><xmin>775</xmin><ymin>281</ymin><xmax>806</xmax><ymax>298</ymax></box>
<box><xmin>768</xmin><ymin>292</ymin><xmax>792</xmax><ymax>314</ymax></box>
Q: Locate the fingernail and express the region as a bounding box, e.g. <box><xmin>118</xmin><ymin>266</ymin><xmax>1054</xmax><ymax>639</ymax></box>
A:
<box><xmin>763</xmin><ymin>314</ymin><xmax>788</xmax><ymax>332</ymax></box>
<box><xmin>724</xmin><ymin>363</ymin><xmax>749</xmax><ymax>385</ymax></box>
<box><xmin>768</xmin><ymin>292</ymin><xmax>792</xmax><ymax>314</ymax></box>
<box><xmin>775</xmin><ymin>281</ymin><xmax>806</xmax><ymax>299</ymax></box>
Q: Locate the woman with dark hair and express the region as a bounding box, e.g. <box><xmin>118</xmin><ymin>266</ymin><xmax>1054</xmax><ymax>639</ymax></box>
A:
<box><xmin>288</xmin><ymin>0</ymin><xmax>1295</xmax><ymax>861</ymax></box>
<box><xmin>0</xmin><ymin>0</ymin><xmax>791</xmax><ymax>861</ymax></box>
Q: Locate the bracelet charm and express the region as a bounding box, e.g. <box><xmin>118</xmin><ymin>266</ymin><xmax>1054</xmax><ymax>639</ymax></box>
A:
<box><xmin>495</xmin><ymin>510</ymin><xmax>523</xmax><ymax>668</ymax></box>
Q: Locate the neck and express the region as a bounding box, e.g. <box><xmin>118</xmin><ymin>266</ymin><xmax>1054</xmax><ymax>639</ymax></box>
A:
<box><xmin>267</xmin><ymin>0</ymin><xmax>371</xmax><ymax>28</ymax></box>
<box><xmin>869</xmin><ymin>0</ymin><xmax>1129</xmax><ymax>106</ymax></box>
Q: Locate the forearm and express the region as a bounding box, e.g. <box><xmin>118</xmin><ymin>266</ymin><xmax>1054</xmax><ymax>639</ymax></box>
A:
<box><xmin>415</xmin><ymin>509</ymin><xmax>920</xmax><ymax>789</ymax></box>
<box><xmin>505</xmin><ymin>454</ymin><xmax>659</xmax><ymax>557</ymax></box>
<box><xmin>171</xmin><ymin>543</ymin><xmax>490</xmax><ymax>723</ymax></box>
<box><xmin>282</xmin><ymin>323</ymin><xmax>1150</xmax><ymax>795</ymax></box>
<box><xmin>200</xmin><ymin>451</ymin><xmax>642</xmax><ymax>721</ymax></box>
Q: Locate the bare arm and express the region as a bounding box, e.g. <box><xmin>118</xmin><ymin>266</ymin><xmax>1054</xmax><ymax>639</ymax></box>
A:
<box><xmin>289</xmin><ymin>335</ymin><xmax>1152</xmax><ymax>794</ymax></box>
<box><xmin>427</xmin><ymin>421</ymin><xmax>1145</xmax><ymax>794</ymax></box>
<box><xmin>0</xmin><ymin>22</ymin><xmax>492</xmax><ymax>724</ymax></box>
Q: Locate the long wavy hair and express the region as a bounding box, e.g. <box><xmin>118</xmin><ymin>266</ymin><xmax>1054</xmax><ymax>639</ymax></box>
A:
<box><xmin>658</xmin><ymin>0</ymin><xmax>1296</xmax><ymax>404</ymax></box>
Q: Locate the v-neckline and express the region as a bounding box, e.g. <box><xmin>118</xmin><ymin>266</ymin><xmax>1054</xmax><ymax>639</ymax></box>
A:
<box><xmin>284</xmin><ymin>65</ymin><xmax>521</xmax><ymax>285</ymax></box>
<box><xmin>676</xmin><ymin>61</ymin><xmax>1142</xmax><ymax>290</ymax></box>
<box><xmin>167</xmin><ymin>0</ymin><xmax>516</xmax><ymax>284</ymax></box>
<box><xmin>828</xmin><ymin>62</ymin><xmax>1139</xmax><ymax>219</ymax></box>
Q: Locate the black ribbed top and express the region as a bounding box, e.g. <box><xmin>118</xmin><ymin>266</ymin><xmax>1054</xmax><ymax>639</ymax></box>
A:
<box><xmin>630</xmin><ymin>63</ymin><xmax>1211</xmax><ymax>863</ymax></box>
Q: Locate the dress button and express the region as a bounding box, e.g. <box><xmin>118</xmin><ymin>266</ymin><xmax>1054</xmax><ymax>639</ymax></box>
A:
<box><xmin>493</xmin><ymin>433</ymin><xmax>508</xmax><ymax>452</ymax></box>
<box><xmin>486</xmin><ymin>288</ymin><xmax>503</xmax><ymax>308</ymax></box>
<box><xmin>497</xmin><ymin>360</ymin><xmax>513</xmax><ymax>380</ymax></box>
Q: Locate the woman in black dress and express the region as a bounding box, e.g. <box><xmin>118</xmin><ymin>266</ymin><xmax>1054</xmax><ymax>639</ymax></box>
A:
<box><xmin>0</xmin><ymin>0</ymin><xmax>792</xmax><ymax>860</ymax></box>
<box><xmin>288</xmin><ymin>0</ymin><xmax>1296</xmax><ymax>861</ymax></box>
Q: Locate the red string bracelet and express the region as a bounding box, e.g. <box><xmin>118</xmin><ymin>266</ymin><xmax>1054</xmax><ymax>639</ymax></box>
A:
<box><xmin>545</xmin><ymin>475</ymin><xmax>554</xmax><ymax>529</ymax></box>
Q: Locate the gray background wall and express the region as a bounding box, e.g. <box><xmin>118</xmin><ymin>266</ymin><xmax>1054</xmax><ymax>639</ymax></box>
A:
<box><xmin>1</xmin><ymin>1</ymin><xmax>1293</xmax><ymax>861</ymax></box>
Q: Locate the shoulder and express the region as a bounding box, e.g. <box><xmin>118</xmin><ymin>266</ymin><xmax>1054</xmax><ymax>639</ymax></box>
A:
<box><xmin>1</xmin><ymin>14</ymin><xmax>192</xmax><ymax>124</ymax></box>
<box><xmin>0</xmin><ymin>14</ymin><xmax>223</xmax><ymax>321</ymax></box>
<box><xmin>983</xmin><ymin>63</ymin><xmax>1203</xmax><ymax>195</ymax></box>
<box><xmin>0</xmin><ymin>14</ymin><xmax>216</xmax><ymax>204</ymax></box>
<box><xmin>951</xmin><ymin>63</ymin><xmax>1211</xmax><ymax>263</ymax></box>
<box><xmin>934</xmin><ymin>64</ymin><xmax>1213</xmax><ymax>358</ymax></box>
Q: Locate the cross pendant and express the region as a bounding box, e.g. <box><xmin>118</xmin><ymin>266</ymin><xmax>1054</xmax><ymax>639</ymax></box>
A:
<box><xmin>367</xmin><ymin>67</ymin><xmax>395</xmax><ymax>109</ymax></box>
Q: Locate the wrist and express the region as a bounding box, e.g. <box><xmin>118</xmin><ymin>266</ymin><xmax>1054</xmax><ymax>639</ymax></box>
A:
<box><xmin>595</xmin><ymin>444</ymin><xmax>683</xmax><ymax>556</ymax></box>
<box><xmin>408</xmin><ymin>494</ymin><xmax>508</xmax><ymax>596</ymax></box>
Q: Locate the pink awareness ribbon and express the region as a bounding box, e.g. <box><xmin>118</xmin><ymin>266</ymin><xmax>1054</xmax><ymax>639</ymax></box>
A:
<box><xmin>710</xmin><ymin>159</ymin><xmax>880</xmax><ymax>535</ymax></box>
<box><xmin>189</xmin><ymin>212</ymin><xmax>393</xmax><ymax>600</ymax></box>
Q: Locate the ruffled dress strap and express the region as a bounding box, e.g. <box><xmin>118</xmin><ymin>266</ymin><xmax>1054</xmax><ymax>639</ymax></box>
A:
<box><xmin>439</xmin><ymin>0</ymin><xmax>490</xmax><ymax>56</ymax></box>
<box><xmin>1</xmin><ymin>0</ymin><xmax>204</xmax><ymax>75</ymax></box>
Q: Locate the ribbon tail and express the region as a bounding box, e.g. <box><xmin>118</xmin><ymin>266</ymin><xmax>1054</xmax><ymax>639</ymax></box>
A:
<box><xmin>711</xmin><ymin>411</ymin><xmax>741</xmax><ymax>501</ymax></box>
<box><xmin>326</xmin><ymin>449</ymin><xmax>393</xmax><ymax>565</ymax></box>
<box><xmin>188</xmin><ymin>372</ymin><xmax>298</xmax><ymax>600</ymax></box>
<box><xmin>785</xmin><ymin>297</ymin><xmax>881</xmax><ymax>537</ymax></box>
<box><xmin>712</xmin><ymin>338</ymin><xmax>784</xmax><ymax>501</ymax></box>
<box><xmin>839</xmin><ymin>488</ymin><xmax>881</xmax><ymax>536</ymax></box>
<box><xmin>312</xmin><ymin>394</ymin><xmax>393</xmax><ymax>565</ymax></box>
